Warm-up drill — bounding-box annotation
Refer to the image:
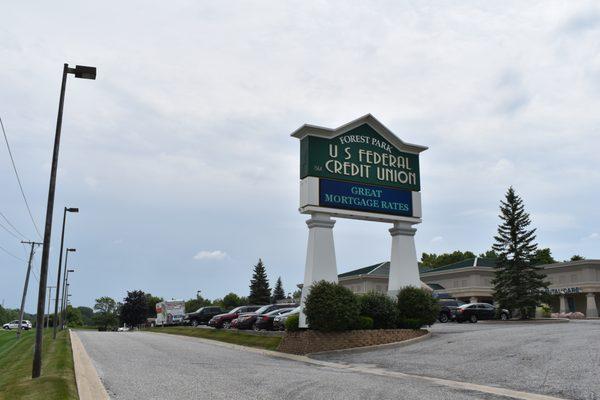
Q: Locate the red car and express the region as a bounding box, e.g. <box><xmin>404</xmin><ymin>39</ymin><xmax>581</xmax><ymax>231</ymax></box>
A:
<box><xmin>208</xmin><ymin>306</ymin><xmax>260</xmax><ymax>329</ymax></box>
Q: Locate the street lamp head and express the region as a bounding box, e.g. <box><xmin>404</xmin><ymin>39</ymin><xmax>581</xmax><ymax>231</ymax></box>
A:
<box><xmin>67</xmin><ymin>269</ymin><xmax>75</xmax><ymax>273</ymax></box>
<box><xmin>73</xmin><ymin>65</ymin><xmax>97</xmax><ymax>80</ymax></box>
<box><xmin>66</xmin><ymin>207</ymin><xmax>79</xmax><ymax>213</ymax></box>
<box><xmin>67</xmin><ymin>248</ymin><xmax>76</xmax><ymax>252</ymax></box>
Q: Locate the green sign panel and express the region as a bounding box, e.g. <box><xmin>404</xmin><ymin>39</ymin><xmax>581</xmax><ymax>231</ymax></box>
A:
<box><xmin>300</xmin><ymin>124</ymin><xmax>420</xmax><ymax>191</ymax></box>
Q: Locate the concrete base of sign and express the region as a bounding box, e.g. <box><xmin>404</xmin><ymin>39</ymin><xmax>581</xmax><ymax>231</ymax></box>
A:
<box><xmin>559</xmin><ymin>295</ymin><xmax>568</xmax><ymax>314</ymax></box>
<box><xmin>299</xmin><ymin>213</ymin><xmax>338</xmax><ymax>328</ymax></box>
<box><xmin>387</xmin><ymin>222</ymin><xmax>421</xmax><ymax>298</ymax></box>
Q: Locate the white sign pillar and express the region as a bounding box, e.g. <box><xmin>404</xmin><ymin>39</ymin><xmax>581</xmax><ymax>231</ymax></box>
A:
<box><xmin>299</xmin><ymin>213</ymin><xmax>337</xmax><ymax>328</ymax></box>
<box><xmin>387</xmin><ymin>221</ymin><xmax>420</xmax><ymax>298</ymax></box>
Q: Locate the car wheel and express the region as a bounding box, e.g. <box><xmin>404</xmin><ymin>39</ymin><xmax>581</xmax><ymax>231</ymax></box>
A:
<box><xmin>500</xmin><ymin>313</ymin><xmax>508</xmax><ymax>321</ymax></box>
<box><xmin>469</xmin><ymin>314</ymin><xmax>478</xmax><ymax>323</ymax></box>
<box><xmin>192</xmin><ymin>320</ymin><xmax>198</xmax><ymax>327</ymax></box>
<box><xmin>253</xmin><ymin>323</ymin><xmax>261</xmax><ymax>331</ymax></box>
<box><xmin>222</xmin><ymin>321</ymin><xmax>231</xmax><ymax>329</ymax></box>
<box><xmin>439</xmin><ymin>313</ymin><xmax>449</xmax><ymax>323</ymax></box>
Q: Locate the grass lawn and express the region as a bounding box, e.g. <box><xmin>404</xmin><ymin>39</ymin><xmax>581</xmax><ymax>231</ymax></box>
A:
<box><xmin>0</xmin><ymin>329</ymin><xmax>78</xmax><ymax>400</ymax></box>
<box><xmin>147</xmin><ymin>326</ymin><xmax>282</xmax><ymax>351</ymax></box>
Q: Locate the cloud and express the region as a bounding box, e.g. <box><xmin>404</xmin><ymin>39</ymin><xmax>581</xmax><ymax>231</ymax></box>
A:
<box><xmin>584</xmin><ymin>233</ymin><xmax>599</xmax><ymax>240</ymax></box>
<box><xmin>193</xmin><ymin>250</ymin><xmax>228</xmax><ymax>261</ymax></box>
<box><xmin>430</xmin><ymin>236</ymin><xmax>444</xmax><ymax>244</ymax></box>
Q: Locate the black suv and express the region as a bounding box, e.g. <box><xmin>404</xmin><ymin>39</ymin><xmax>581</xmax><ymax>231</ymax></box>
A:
<box><xmin>185</xmin><ymin>306</ymin><xmax>224</xmax><ymax>326</ymax></box>
<box><xmin>438</xmin><ymin>299</ymin><xmax>466</xmax><ymax>323</ymax></box>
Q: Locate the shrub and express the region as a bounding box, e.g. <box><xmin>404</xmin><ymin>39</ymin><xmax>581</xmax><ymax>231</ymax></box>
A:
<box><xmin>396</xmin><ymin>286</ymin><xmax>439</xmax><ymax>327</ymax></box>
<box><xmin>357</xmin><ymin>291</ymin><xmax>397</xmax><ymax>329</ymax></box>
<box><xmin>304</xmin><ymin>280</ymin><xmax>360</xmax><ymax>331</ymax></box>
<box><xmin>356</xmin><ymin>316</ymin><xmax>374</xmax><ymax>330</ymax></box>
<box><xmin>397</xmin><ymin>318</ymin><xmax>423</xmax><ymax>330</ymax></box>
<box><xmin>285</xmin><ymin>314</ymin><xmax>300</xmax><ymax>331</ymax></box>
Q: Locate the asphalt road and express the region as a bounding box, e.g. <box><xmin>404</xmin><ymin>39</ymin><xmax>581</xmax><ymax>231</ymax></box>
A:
<box><xmin>314</xmin><ymin>320</ymin><xmax>600</xmax><ymax>400</ymax></box>
<box><xmin>77</xmin><ymin>330</ymin><xmax>511</xmax><ymax>400</ymax></box>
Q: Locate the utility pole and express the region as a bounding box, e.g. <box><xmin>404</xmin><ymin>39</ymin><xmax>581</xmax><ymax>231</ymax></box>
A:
<box><xmin>32</xmin><ymin>63</ymin><xmax>96</xmax><ymax>379</ymax></box>
<box><xmin>46</xmin><ymin>286</ymin><xmax>55</xmax><ymax>328</ymax></box>
<box><xmin>17</xmin><ymin>241</ymin><xmax>42</xmax><ymax>339</ymax></box>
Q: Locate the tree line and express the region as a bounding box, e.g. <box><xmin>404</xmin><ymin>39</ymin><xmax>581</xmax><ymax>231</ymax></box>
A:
<box><xmin>90</xmin><ymin>258</ymin><xmax>292</xmax><ymax>329</ymax></box>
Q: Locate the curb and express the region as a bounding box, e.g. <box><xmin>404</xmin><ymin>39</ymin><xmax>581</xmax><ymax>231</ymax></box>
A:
<box><xmin>69</xmin><ymin>330</ymin><xmax>110</xmax><ymax>400</ymax></box>
<box><xmin>479</xmin><ymin>318</ymin><xmax>570</xmax><ymax>324</ymax></box>
<box><xmin>307</xmin><ymin>330</ymin><xmax>431</xmax><ymax>357</ymax></box>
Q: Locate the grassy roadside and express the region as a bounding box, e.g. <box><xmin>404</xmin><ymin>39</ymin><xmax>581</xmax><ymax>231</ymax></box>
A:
<box><xmin>146</xmin><ymin>326</ymin><xmax>282</xmax><ymax>351</ymax></box>
<box><xmin>0</xmin><ymin>329</ymin><xmax>78</xmax><ymax>400</ymax></box>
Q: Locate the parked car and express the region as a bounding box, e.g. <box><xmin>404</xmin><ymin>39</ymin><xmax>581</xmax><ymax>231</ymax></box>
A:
<box><xmin>2</xmin><ymin>320</ymin><xmax>32</xmax><ymax>330</ymax></box>
<box><xmin>236</xmin><ymin>303</ymin><xmax>298</xmax><ymax>330</ymax></box>
<box><xmin>254</xmin><ymin>307</ymin><xmax>296</xmax><ymax>331</ymax></box>
<box><xmin>438</xmin><ymin>299</ymin><xmax>466</xmax><ymax>323</ymax></box>
<box><xmin>455</xmin><ymin>303</ymin><xmax>510</xmax><ymax>323</ymax></box>
<box><xmin>208</xmin><ymin>306</ymin><xmax>261</xmax><ymax>329</ymax></box>
<box><xmin>273</xmin><ymin>306</ymin><xmax>301</xmax><ymax>330</ymax></box>
<box><xmin>185</xmin><ymin>306</ymin><xmax>224</xmax><ymax>327</ymax></box>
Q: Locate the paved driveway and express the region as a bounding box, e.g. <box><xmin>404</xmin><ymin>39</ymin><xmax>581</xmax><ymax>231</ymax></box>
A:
<box><xmin>77</xmin><ymin>330</ymin><xmax>512</xmax><ymax>400</ymax></box>
<box><xmin>314</xmin><ymin>320</ymin><xmax>600</xmax><ymax>400</ymax></box>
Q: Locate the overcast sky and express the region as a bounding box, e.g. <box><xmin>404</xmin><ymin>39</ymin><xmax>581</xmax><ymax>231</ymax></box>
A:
<box><xmin>1</xmin><ymin>1</ymin><xmax>599</xmax><ymax>311</ymax></box>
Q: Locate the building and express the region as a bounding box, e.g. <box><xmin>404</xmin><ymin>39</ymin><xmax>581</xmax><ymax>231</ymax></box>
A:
<box><xmin>337</xmin><ymin>258</ymin><xmax>600</xmax><ymax>318</ymax></box>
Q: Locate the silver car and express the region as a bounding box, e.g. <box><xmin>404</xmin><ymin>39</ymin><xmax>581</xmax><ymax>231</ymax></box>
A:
<box><xmin>273</xmin><ymin>306</ymin><xmax>300</xmax><ymax>330</ymax></box>
<box><xmin>3</xmin><ymin>320</ymin><xmax>32</xmax><ymax>330</ymax></box>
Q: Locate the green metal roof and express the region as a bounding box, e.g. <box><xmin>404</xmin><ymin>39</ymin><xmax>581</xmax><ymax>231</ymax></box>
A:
<box><xmin>420</xmin><ymin>258</ymin><xmax>497</xmax><ymax>274</ymax></box>
<box><xmin>338</xmin><ymin>262</ymin><xmax>387</xmax><ymax>278</ymax></box>
<box><xmin>339</xmin><ymin>258</ymin><xmax>497</xmax><ymax>278</ymax></box>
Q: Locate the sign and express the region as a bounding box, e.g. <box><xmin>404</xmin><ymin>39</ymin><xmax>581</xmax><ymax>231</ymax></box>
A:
<box><xmin>300</xmin><ymin>123</ymin><xmax>420</xmax><ymax>191</ymax></box>
<box><xmin>543</xmin><ymin>287</ymin><xmax>582</xmax><ymax>295</ymax></box>
<box><xmin>319</xmin><ymin>178</ymin><xmax>413</xmax><ymax>217</ymax></box>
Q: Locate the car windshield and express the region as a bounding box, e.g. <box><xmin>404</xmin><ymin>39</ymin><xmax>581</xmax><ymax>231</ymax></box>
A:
<box><xmin>229</xmin><ymin>307</ymin><xmax>242</xmax><ymax>314</ymax></box>
<box><xmin>280</xmin><ymin>306</ymin><xmax>301</xmax><ymax>316</ymax></box>
<box><xmin>267</xmin><ymin>308</ymin><xmax>293</xmax><ymax>316</ymax></box>
<box><xmin>255</xmin><ymin>305</ymin><xmax>272</xmax><ymax>314</ymax></box>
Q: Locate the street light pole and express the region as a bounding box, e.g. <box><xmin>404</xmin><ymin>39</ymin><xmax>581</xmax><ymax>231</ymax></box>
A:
<box><xmin>17</xmin><ymin>241</ymin><xmax>42</xmax><ymax>339</ymax></box>
<box><xmin>58</xmin><ymin>249</ymin><xmax>75</xmax><ymax>331</ymax></box>
<box><xmin>53</xmin><ymin>207</ymin><xmax>77</xmax><ymax>339</ymax></box>
<box><xmin>61</xmin><ymin>269</ymin><xmax>75</xmax><ymax>330</ymax></box>
<box><xmin>32</xmin><ymin>63</ymin><xmax>96</xmax><ymax>379</ymax></box>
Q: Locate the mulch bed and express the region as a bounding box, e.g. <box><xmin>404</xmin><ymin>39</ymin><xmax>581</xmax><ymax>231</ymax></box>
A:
<box><xmin>277</xmin><ymin>329</ymin><xmax>426</xmax><ymax>355</ymax></box>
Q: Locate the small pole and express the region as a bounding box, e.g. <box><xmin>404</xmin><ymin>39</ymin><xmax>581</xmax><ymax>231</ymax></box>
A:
<box><xmin>45</xmin><ymin>286</ymin><xmax>54</xmax><ymax>328</ymax></box>
<box><xmin>58</xmin><ymin>249</ymin><xmax>71</xmax><ymax>330</ymax></box>
<box><xmin>17</xmin><ymin>241</ymin><xmax>42</xmax><ymax>338</ymax></box>
<box><xmin>53</xmin><ymin>208</ymin><xmax>67</xmax><ymax>338</ymax></box>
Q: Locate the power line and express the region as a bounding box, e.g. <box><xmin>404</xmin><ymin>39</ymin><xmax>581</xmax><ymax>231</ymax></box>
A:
<box><xmin>0</xmin><ymin>116</ymin><xmax>43</xmax><ymax>239</ymax></box>
<box><xmin>0</xmin><ymin>211</ymin><xmax>27</xmax><ymax>239</ymax></box>
<box><xmin>0</xmin><ymin>219</ymin><xmax>23</xmax><ymax>240</ymax></box>
<box><xmin>0</xmin><ymin>242</ymin><xmax>26</xmax><ymax>262</ymax></box>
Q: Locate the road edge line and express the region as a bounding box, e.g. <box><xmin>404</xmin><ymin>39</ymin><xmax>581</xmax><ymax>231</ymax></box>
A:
<box><xmin>70</xmin><ymin>330</ymin><xmax>110</xmax><ymax>400</ymax></box>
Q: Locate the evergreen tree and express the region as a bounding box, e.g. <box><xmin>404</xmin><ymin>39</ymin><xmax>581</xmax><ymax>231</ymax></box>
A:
<box><xmin>272</xmin><ymin>277</ymin><xmax>286</xmax><ymax>302</ymax></box>
<box><xmin>492</xmin><ymin>187</ymin><xmax>548</xmax><ymax>319</ymax></box>
<box><xmin>248</xmin><ymin>259</ymin><xmax>271</xmax><ymax>304</ymax></box>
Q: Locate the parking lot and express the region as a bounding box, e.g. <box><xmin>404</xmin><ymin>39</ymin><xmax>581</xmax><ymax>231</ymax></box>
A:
<box><xmin>313</xmin><ymin>320</ymin><xmax>600</xmax><ymax>400</ymax></box>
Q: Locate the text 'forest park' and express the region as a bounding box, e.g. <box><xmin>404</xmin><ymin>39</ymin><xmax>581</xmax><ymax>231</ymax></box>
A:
<box><xmin>325</xmin><ymin>136</ymin><xmax>417</xmax><ymax>186</ymax></box>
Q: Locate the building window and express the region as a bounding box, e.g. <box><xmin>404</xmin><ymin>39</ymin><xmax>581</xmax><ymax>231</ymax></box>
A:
<box><xmin>453</xmin><ymin>280</ymin><xmax>459</xmax><ymax>288</ymax></box>
<box><xmin>570</xmin><ymin>274</ymin><xmax>577</xmax><ymax>283</ymax></box>
<box><xmin>461</xmin><ymin>279</ymin><xmax>468</xmax><ymax>287</ymax></box>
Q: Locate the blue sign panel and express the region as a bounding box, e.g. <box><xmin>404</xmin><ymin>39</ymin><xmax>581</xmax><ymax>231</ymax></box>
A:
<box><xmin>319</xmin><ymin>178</ymin><xmax>413</xmax><ymax>217</ymax></box>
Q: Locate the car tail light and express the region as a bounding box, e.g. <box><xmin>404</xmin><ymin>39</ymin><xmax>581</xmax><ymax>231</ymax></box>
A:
<box><xmin>457</xmin><ymin>308</ymin><xmax>463</xmax><ymax>313</ymax></box>
<box><xmin>262</xmin><ymin>316</ymin><xmax>269</xmax><ymax>321</ymax></box>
